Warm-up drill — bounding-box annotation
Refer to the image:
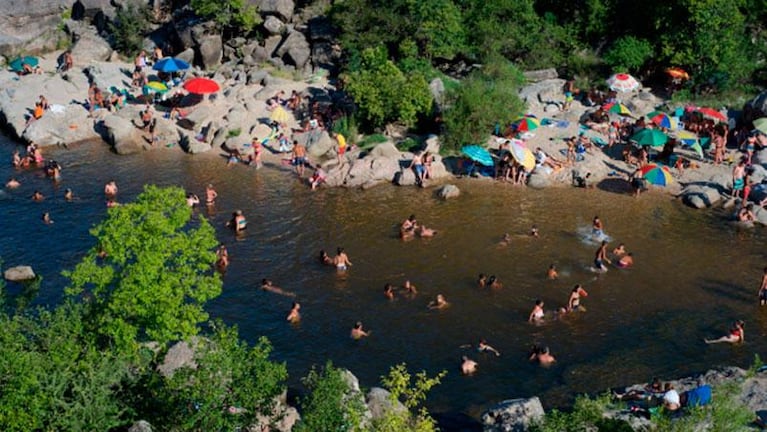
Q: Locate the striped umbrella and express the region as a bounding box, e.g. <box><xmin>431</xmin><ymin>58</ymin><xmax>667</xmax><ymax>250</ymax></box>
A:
<box><xmin>630</xmin><ymin>129</ymin><xmax>668</xmax><ymax>148</ymax></box>
<box><xmin>508</xmin><ymin>139</ymin><xmax>536</xmax><ymax>171</ymax></box>
<box><xmin>603</xmin><ymin>102</ymin><xmax>632</xmax><ymax>116</ymax></box>
<box><xmin>607</xmin><ymin>73</ymin><xmax>640</xmax><ymax>92</ymax></box>
<box><xmin>511</xmin><ymin>116</ymin><xmax>540</xmax><ymax>132</ymax></box>
<box><xmin>647</xmin><ymin>111</ymin><xmax>672</xmax><ymax>128</ymax></box>
<box><xmin>639</xmin><ymin>164</ymin><xmax>673</xmax><ymax>186</ymax></box>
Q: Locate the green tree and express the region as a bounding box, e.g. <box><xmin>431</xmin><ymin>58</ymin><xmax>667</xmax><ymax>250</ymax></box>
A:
<box><xmin>442</xmin><ymin>59</ymin><xmax>526</xmax><ymax>151</ymax></box>
<box><xmin>372</xmin><ymin>364</ymin><xmax>446</xmax><ymax>432</ymax></box>
<box><xmin>406</xmin><ymin>0</ymin><xmax>465</xmax><ymax>60</ymax></box>
<box><xmin>344</xmin><ymin>46</ymin><xmax>433</xmax><ymax>128</ymax></box>
<box><xmin>109</xmin><ymin>5</ymin><xmax>150</xmax><ymax>55</ymax></box>
<box><xmin>191</xmin><ymin>0</ymin><xmax>261</xmax><ymax>33</ymax></box>
<box><xmin>603</xmin><ymin>36</ymin><xmax>654</xmax><ymax>73</ymax></box>
<box><xmin>64</xmin><ymin>185</ymin><xmax>222</xmax><ymax>351</ymax></box>
<box><xmin>295</xmin><ymin>361</ymin><xmax>367</xmax><ymax>432</ymax></box>
<box><xmin>153</xmin><ymin>323</ymin><xmax>287</xmax><ymax>430</ymax></box>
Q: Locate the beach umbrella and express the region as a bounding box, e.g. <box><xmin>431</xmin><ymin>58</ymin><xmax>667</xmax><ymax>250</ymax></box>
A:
<box><xmin>270</xmin><ymin>106</ymin><xmax>291</xmax><ymax>125</ymax></box>
<box><xmin>647</xmin><ymin>111</ymin><xmax>672</xmax><ymax>128</ymax></box>
<box><xmin>603</xmin><ymin>102</ymin><xmax>632</xmax><ymax>116</ymax></box>
<box><xmin>511</xmin><ymin>116</ymin><xmax>540</xmax><ymax>132</ymax></box>
<box><xmin>665</xmin><ymin>67</ymin><xmax>690</xmax><ymax>80</ymax></box>
<box><xmin>753</xmin><ymin>118</ymin><xmax>767</xmax><ymax>135</ymax></box>
<box><xmin>183</xmin><ymin>77</ymin><xmax>220</xmax><ymax>94</ymax></box>
<box><xmin>696</xmin><ymin>107</ymin><xmax>727</xmax><ymax>122</ymax></box>
<box><xmin>143</xmin><ymin>81</ymin><xmax>168</xmax><ymax>93</ymax></box>
<box><xmin>639</xmin><ymin>164</ymin><xmax>673</xmax><ymax>186</ymax></box>
<box><xmin>675</xmin><ymin>130</ymin><xmax>698</xmax><ymax>145</ymax></box>
<box><xmin>461</xmin><ymin>145</ymin><xmax>494</xmax><ymax>167</ymax></box>
<box><xmin>508</xmin><ymin>140</ymin><xmax>536</xmax><ymax>171</ymax></box>
<box><xmin>152</xmin><ymin>57</ymin><xmax>190</xmax><ymax>73</ymax></box>
<box><xmin>630</xmin><ymin>129</ymin><xmax>668</xmax><ymax>148</ymax></box>
<box><xmin>9</xmin><ymin>56</ymin><xmax>39</xmax><ymax>72</ymax></box>
<box><xmin>606</xmin><ymin>73</ymin><xmax>640</xmax><ymax>92</ymax></box>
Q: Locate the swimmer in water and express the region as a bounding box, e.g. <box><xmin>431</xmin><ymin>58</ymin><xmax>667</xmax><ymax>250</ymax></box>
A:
<box><xmin>351</xmin><ymin>321</ymin><xmax>370</xmax><ymax>339</ymax></box>
<box><xmin>402</xmin><ymin>280</ymin><xmax>417</xmax><ymax>295</ymax></box>
<box><xmin>64</xmin><ymin>188</ymin><xmax>73</xmax><ymax>201</ymax></box>
<box><xmin>705</xmin><ymin>320</ymin><xmax>745</xmax><ymax>344</ymax></box>
<box><xmin>5</xmin><ymin>177</ymin><xmax>20</xmax><ymax>188</ymax></box>
<box><xmin>42</xmin><ymin>212</ymin><xmax>53</xmax><ymax>224</ymax></box>
<box><xmin>186</xmin><ymin>193</ymin><xmax>200</xmax><ymax>207</ymax></box>
<box><xmin>104</xmin><ymin>181</ymin><xmax>118</xmax><ymax>199</ymax></box>
<box><xmin>286</xmin><ymin>302</ymin><xmax>301</xmax><ymax>323</ymax></box>
<box><xmin>488</xmin><ymin>275</ymin><xmax>502</xmax><ymax>289</ymax></box>
<box><xmin>461</xmin><ymin>356</ymin><xmax>478</xmax><ymax>375</ymax></box>
<box><xmin>478</xmin><ymin>339</ymin><xmax>501</xmax><ymax>356</ymax></box>
<box><xmin>547</xmin><ymin>264</ymin><xmax>558</xmax><ymax>280</ymax></box>
<box><xmin>428</xmin><ymin>294</ymin><xmax>449</xmax><ymax>310</ymax></box>
<box><xmin>31</xmin><ymin>190</ymin><xmax>44</xmax><ymax>201</ymax></box>
<box><xmin>594</xmin><ymin>240</ymin><xmax>610</xmax><ymax>272</ymax></box>
<box><xmin>400</xmin><ymin>214</ymin><xmax>418</xmax><ymax>239</ymax></box>
<box><xmin>205</xmin><ymin>184</ymin><xmax>218</xmax><ymax>205</ymax></box>
<box><xmin>612</xmin><ymin>243</ymin><xmax>626</xmax><ymax>257</ymax></box>
<box><xmin>592</xmin><ymin>215</ymin><xmax>604</xmax><ymax>238</ymax></box>
<box><xmin>215</xmin><ymin>244</ymin><xmax>229</xmax><ymax>270</ymax></box>
<box><xmin>417</xmin><ymin>224</ymin><xmax>436</xmax><ymax>238</ymax></box>
<box><xmin>529</xmin><ymin>346</ymin><xmax>556</xmax><ymax>366</ymax></box>
<box><xmin>498</xmin><ymin>233</ymin><xmax>511</xmax><ymax>247</ymax></box>
<box><xmin>334</xmin><ymin>247</ymin><xmax>352</xmax><ymax>271</ymax></box>
<box><xmin>260</xmin><ymin>279</ymin><xmax>295</xmax><ymax>297</ymax></box>
<box><xmin>227</xmin><ymin>210</ymin><xmax>247</xmax><ymax>232</ymax></box>
<box><xmin>319</xmin><ymin>249</ymin><xmax>333</xmax><ymax>266</ymax></box>
<box><xmin>477</xmin><ymin>273</ymin><xmax>487</xmax><ymax>288</ymax></box>
<box><xmin>568</xmin><ymin>284</ymin><xmax>588</xmax><ymax>311</ymax></box>
<box><xmin>616</xmin><ymin>252</ymin><xmax>634</xmax><ymax>268</ymax></box>
<box><xmin>383</xmin><ymin>283</ymin><xmax>395</xmax><ymax>300</ymax></box>
<box><xmin>530</xmin><ymin>224</ymin><xmax>539</xmax><ymax>237</ymax></box>
<box><xmin>528</xmin><ymin>299</ymin><xmax>545</xmax><ymax>322</ymax></box>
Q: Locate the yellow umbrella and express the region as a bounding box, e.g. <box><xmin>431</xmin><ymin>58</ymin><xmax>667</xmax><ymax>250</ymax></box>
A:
<box><xmin>509</xmin><ymin>139</ymin><xmax>536</xmax><ymax>171</ymax></box>
<box><xmin>270</xmin><ymin>106</ymin><xmax>290</xmax><ymax>124</ymax></box>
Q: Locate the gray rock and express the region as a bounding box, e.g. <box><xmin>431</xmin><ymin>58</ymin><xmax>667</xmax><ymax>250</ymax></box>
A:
<box><xmin>481</xmin><ymin>397</ymin><xmax>545</xmax><ymax>432</ymax></box>
<box><xmin>175</xmin><ymin>48</ymin><xmax>195</xmax><ymax>65</ymax></box>
<box><xmin>128</xmin><ymin>420</ymin><xmax>153</xmax><ymax>432</ymax></box>
<box><xmin>247</xmin><ymin>68</ymin><xmax>270</xmax><ymax>85</ymax></box>
<box><xmin>69</xmin><ymin>23</ymin><xmax>113</xmax><ymax>63</ymax></box>
<box><xmin>523</xmin><ymin>68</ymin><xmax>558</xmax><ymax>82</ymax></box>
<box><xmin>394</xmin><ymin>167</ymin><xmax>417</xmax><ymax>186</ymax></box>
<box><xmin>518</xmin><ymin>79</ymin><xmax>565</xmax><ymax>110</ymax></box>
<box><xmin>198</xmin><ymin>34</ymin><xmax>223</xmax><ymax>70</ymax></box>
<box><xmin>754</xmin><ymin>206</ymin><xmax>767</xmax><ymax>227</ymax></box>
<box><xmin>23</xmin><ymin>105</ymin><xmax>99</xmax><ymax>146</ymax></box>
<box><xmin>527</xmin><ymin>171</ymin><xmax>552</xmax><ymax>189</ymax></box>
<box><xmin>277</xmin><ymin>31</ymin><xmax>311</xmax><ymax>69</ymax></box>
<box><xmin>211</xmin><ymin>127</ymin><xmax>228</xmax><ymax>149</ymax></box>
<box><xmin>340</xmin><ymin>369</ymin><xmax>361</xmax><ymax>393</ymax></box>
<box><xmin>241</xmin><ymin>41</ymin><xmax>257</xmax><ymax>58</ymax></box>
<box><xmin>369</xmin><ymin>142</ymin><xmax>401</xmax><ymax>159</ymax></box>
<box><xmin>302</xmin><ymin>130</ymin><xmax>333</xmax><ymax>158</ymax></box>
<box><xmin>4</xmin><ymin>265</ymin><xmax>36</xmax><ymax>281</ymax></box>
<box><xmin>228</xmin><ymin>37</ymin><xmax>246</xmax><ymax>48</ymax></box>
<box><xmin>437</xmin><ymin>184</ymin><xmax>460</xmax><ymax>200</ymax></box>
<box><xmin>101</xmin><ymin>114</ymin><xmax>143</xmax><ymax>155</ymax></box>
<box><xmin>179</xmin><ymin>130</ymin><xmax>212</xmax><ymax>154</ymax></box>
<box><xmin>157</xmin><ymin>341</ymin><xmax>197</xmax><ymax>378</ymax></box>
<box><xmin>252</xmin><ymin>0</ymin><xmax>295</xmax><ymax>21</ymax></box>
<box><xmin>740</xmin><ymin>375</ymin><xmax>767</xmax><ymax>411</ymax></box>
<box><xmin>366</xmin><ymin>387</ymin><xmax>406</xmax><ymax>420</ymax></box>
<box><xmin>263</xmin><ymin>16</ymin><xmax>285</xmax><ymax>35</ymax></box>
<box><xmin>681</xmin><ymin>185</ymin><xmax>721</xmax><ymax>209</ymax></box>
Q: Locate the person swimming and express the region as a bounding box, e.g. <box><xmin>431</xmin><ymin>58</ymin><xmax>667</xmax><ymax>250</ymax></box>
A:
<box><xmin>351</xmin><ymin>321</ymin><xmax>370</xmax><ymax>339</ymax></box>
<box><xmin>477</xmin><ymin>273</ymin><xmax>487</xmax><ymax>288</ymax></box>
<box><xmin>31</xmin><ymin>190</ymin><xmax>44</xmax><ymax>201</ymax></box>
<box><xmin>528</xmin><ymin>299</ymin><xmax>545</xmax><ymax>322</ymax></box>
<box><xmin>498</xmin><ymin>233</ymin><xmax>512</xmax><ymax>247</ymax></box>
<box><xmin>568</xmin><ymin>284</ymin><xmax>588</xmax><ymax>311</ymax></box>
<box><xmin>104</xmin><ymin>180</ymin><xmax>118</xmax><ymax>199</ymax></box>
<box><xmin>402</xmin><ymin>280</ymin><xmax>417</xmax><ymax>295</ymax></box>
<box><xmin>612</xmin><ymin>243</ymin><xmax>626</xmax><ymax>257</ymax></box>
<box><xmin>260</xmin><ymin>279</ymin><xmax>295</xmax><ymax>297</ymax></box>
<box><xmin>401</xmin><ymin>214</ymin><xmax>418</xmax><ymax>238</ymax></box>
<box><xmin>705</xmin><ymin>320</ymin><xmax>745</xmax><ymax>344</ymax></box>
<box><xmin>529</xmin><ymin>345</ymin><xmax>556</xmax><ymax>366</ymax></box>
<box><xmin>286</xmin><ymin>302</ymin><xmax>301</xmax><ymax>323</ymax></box>
<box><xmin>42</xmin><ymin>212</ymin><xmax>53</xmax><ymax>224</ymax></box>
<box><xmin>461</xmin><ymin>356</ymin><xmax>478</xmax><ymax>375</ymax></box>
<box><xmin>487</xmin><ymin>275</ymin><xmax>502</xmax><ymax>289</ymax></box>
<box><xmin>186</xmin><ymin>193</ymin><xmax>200</xmax><ymax>207</ymax></box>
<box><xmin>5</xmin><ymin>177</ymin><xmax>20</xmax><ymax>188</ymax></box>
<box><xmin>547</xmin><ymin>264</ymin><xmax>558</xmax><ymax>280</ymax></box>
<box><xmin>319</xmin><ymin>249</ymin><xmax>333</xmax><ymax>266</ymax></box>
<box><xmin>417</xmin><ymin>224</ymin><xmax>436</xmax><ymax>237</ymax></box>
<box><xmin>383</xmin><ymin>283</ymin><xmax>395</xmax><ymax>300</ymax></box>
<box><xmin>205</xmin><ymin>184</ymin><xmax>218</xmax><ymax>205</ymax></box>
<box><xmin>227</xmin><ymin>210</ymin><xmax>247</xmax><ymax>232</ymax></box>
<box><xmin>334</xmin><ymin>247</ymin><xmax>352</xmax><ymax>271</ymax></box>
<box><xmin>477</xmin><ymin>339</ymin><xmax>501</xmax><ymax>356</ymax></box>
<box><xmin>215</xmin><ymin>244</ymin><xmax>229</xmax><ymax>270</ymax></box>
<box><xmin>64</xmin><ymin>188</ymin><xmax>74</xmax><ymax>201</ymax></box>
<box><xmin>428</xmin><ymin>294</ymin><xmax>449</xmax><ymax>310</ymax></box>
<box><xmin>592</xmin><ymin>216</ymin><xmax>604</xmax><ymax>238</ymax></box>
<box><xmin>594</xmin><ymin>240</ymin><xmax>610</xmax><ymax>272</ymax></box>
<box><xmin>530</xmin><ymin>225</ymin><xmax>539</xmax><ymax>237</ymax></box>
<box><xmin>616</xmin><ymin>252</ymin><xmax>634</xmax><ymax>268</ymax></box>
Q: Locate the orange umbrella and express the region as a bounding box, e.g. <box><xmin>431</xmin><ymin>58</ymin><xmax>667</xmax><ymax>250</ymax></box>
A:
<box><xmin>666</xmin><ymin>67</ymin><xmax>690</xmax><ymax>80</ymax></box>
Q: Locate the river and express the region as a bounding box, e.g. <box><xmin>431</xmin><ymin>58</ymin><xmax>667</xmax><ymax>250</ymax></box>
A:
<box><xmin>1</xmin><ymin>137</ymin><xmax>766</xmax><ymax>428</ymax></box>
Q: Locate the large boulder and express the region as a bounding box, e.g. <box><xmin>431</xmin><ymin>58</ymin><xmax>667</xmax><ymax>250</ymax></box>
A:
<box><xmin>481</xmin><ymin>397</ymin><xmax>545</xmax><ymax>432</ymax></box>
<box><xmin>369</xmin><ymin>142</ymin><xmax>401</xmax><ymax>159</ymax></box>
<box><xmin>251</xmin><ymin>0</ymin><xmax>295</xmax><ymax>21</ymax></box>
<box><xmin>4</xmin><ymin>265</ymin><xmax>36</xmax><ymax>281</ymax></box>
<box><xmin>277</xmin><ymin>31</ymin><xmax>311</xmax><ymax>69</ymax></box>
<box><xmin>100</xmin><ymin>114</ymin><xmax>145</xmax><ymax>155</ymax></box>
<box><xmin>128</xmin><ymin>420</ymin><xmax>153</xmax><ymax>432</ymax></box>
<box><xmin>437</xmin><ymin>184</ymin><xmax>460</xmax><ymax>200</ymax></box>
<box><xmin>366</xmin><ymin>387</ymin><xmax>406</xmax><ymax>420</ymax></box>
<box><xmin>527</xmin><ymin>171</ymin><xmax>552</xmax><ymax>189</ymax></box>
<box><xmin>198</xmin><ymin>35</ymin><xmax>223</xmax><ymax>70</ymax></box>
<box><xmin>518</xmin><ymin>79</ymin><xmax>565</xmax><ymax>110</ymax></box>
<box><xmin>175</xmin><ymin>48</ymin><xmax>195</xmax><ymax>65</ymax></box>
<box><xmin>429</xmin><ymin>78</ymin><xmax>445</xmax><ymax>109</ymax></box>
<box><xmin>263</xmin><ymin>16</ymin><xmax>285</xmax><ymax>35</ymax></box>
<box><xmin>67</xmin><ymin>21</ymin><xmax>113</xmax><ymax>63</ymax></box>
<box><xmin>523</xmin><ymin>68</ymin><xmax>558</xmax><ymax>82</ymax></box>
<box><xmin>157</xmin><ymin>341</ymin><xmax>197</xmax><ymax>378</ymax></box>
<box><xmin>301</xmin><ymin>130</ymin><xmax>333</xmax><ymax>158</ymax></box>
<box><xmin>179</xmin><ymin>129</ymin><xmax>212</xmax><ymax>154</ymax></box>
<box><xmin>745</xmin><ymin>90</ymin><xmax>767</xmax><ymax>122</ymax></box>
<box><xmin>680</xmin><ymin>185</ymin><xmax>722</xmax><ymax>209</ymax></box>
<box><xmin>23</xmin><ymin>105</ymin><xmax>99</xmax><ymax>146</ymax></box>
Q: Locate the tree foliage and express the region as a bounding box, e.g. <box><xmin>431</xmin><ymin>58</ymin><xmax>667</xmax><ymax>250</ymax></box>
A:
<box><xmin>372</xmin><ymin>364</ymin><xmax>447</xmax><ymax>432</ymax></box>
<box><xmin>603</xmin><ymin>36</ymin><xmax>654</xmax><ymax>73</ymax></box>
<box><xmin>295</xmin><ymin>361</ymin><xmax>368</xmax><ymax>432</ymax></box>
<box><xmin>442</xmin><ymin>59</ymin><xmax>526</xmax><ymax>151</ymax></box>
<box><xmin>343</xmin><ymin>46</ymin><xmax>433</xmax><ymax>129</ymax></box>
<box><xmin>190</xmin><ymin>0</ymin><xmax>262</xmax><ymax>33</ymax></box>
<box><xmin>109</xmin><ymin>5</ymin><xmax>150</xmax><ymax>55</ymax></box>
<box><xmin>64</xmin><ymin>185</ymin><xmax>221</xmax><ymax>351</ymax></box>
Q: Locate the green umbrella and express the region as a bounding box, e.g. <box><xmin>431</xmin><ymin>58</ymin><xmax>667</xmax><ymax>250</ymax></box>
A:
<box><xmin>9</xmin><ymin>56</ymin><xmax>39</xmax><ymax>72</ymax></box>
<box><xmin>754</xmin><ymin>118</ymin><xmax>767</xmax><ymax>135</ymax></box>
<box><xmin>630</xmin><ymin>129</ymin><xmax>668</xmax><ymax>148</ymax></box>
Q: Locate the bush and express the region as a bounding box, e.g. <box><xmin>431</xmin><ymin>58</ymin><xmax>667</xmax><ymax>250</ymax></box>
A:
<box><xmin>442</xmin><ymin>58</ymin><xmax>526</xmax><ymax>152</ymax></box>
<box><xmin>530</xmin><ymin>393</ymin><xmax>631</xmax><ymax>432</ymax></box>
<box><xmin>190</xmin><ymin>0</ymin><xmax>261</xmax><ymax>33</ymax></box>
<box><xmin>295</xmin><ymin>361</ymin><xmax>367</xmax><ymax>432</ymax></box>
<box><xmin>603</xmin><ymin>36</ymin><xmax>653</xmax><ymax>73</ymax></box>
<box><xmin>109</xmin><ymin>5</ymin><xmax>150</xmax><ymax>55</ymax></box>
<box><xmin>332</xmin><ymin>116</ymin><xmax>359</xmax><ymax>144</ymax></box>
<box><xmin>371</xmin><ymin>364</ymin><xmax>446</xmax><ymax>432</ymax></box>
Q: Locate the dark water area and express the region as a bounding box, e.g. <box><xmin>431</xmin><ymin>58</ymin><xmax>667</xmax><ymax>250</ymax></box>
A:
<box><xmin>2</xmin><ymin>136</ymin><xmax>767</xmax><ymax>428</ymax></box>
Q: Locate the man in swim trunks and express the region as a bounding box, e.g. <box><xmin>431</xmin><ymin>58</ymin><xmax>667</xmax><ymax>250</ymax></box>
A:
<box><xmin>592</xmin><ymin>216</ymin><xmax>604</xmax><ymax>238</ymax></box>
<box><xmin>292</xmin><ymin>141</ymin><xmax>307</xmax><ymax>177</ymax></box>
<box><xmin>568</xmin><ymin>285</ymin><xmax>587</xmax><ymax>311</ymax></box>
<box><xmin>335</xmin><ymin>132</ymin><xmax>347</xmax><ymax>165</ymax></box>
<box><xmin>594</xmin><ymin>240</ymin><xmax>610</xmax><ymax>271</ymax></box>
<box><xmin>205</xmin><ymin>184</ymin><xmax>218</xmax><ymax>205</ymax></box>
<box><xmin>334</xmin><ymin>247</ymin><xmax>352</xmax><ymax>271</ymax></box>
<box><xmin>409</xmin><ymin>151</ymin><xmax>425</xmax><ymax>187</ymax></box>
<box><xmin>732</xmin><ymin>158</ymin><xmax>746</xmax><ymax>198</ymax></box>
<box><xmin>759</xmin><ymin>267</ymin><xmax>767</xmax><ymax>306</ymax></box>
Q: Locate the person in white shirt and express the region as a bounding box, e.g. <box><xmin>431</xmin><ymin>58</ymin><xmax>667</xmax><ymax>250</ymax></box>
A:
<box><xmin>663</xmin><ymin>383</ymin><xmax>681</xmax><ymax>411</ymax></box>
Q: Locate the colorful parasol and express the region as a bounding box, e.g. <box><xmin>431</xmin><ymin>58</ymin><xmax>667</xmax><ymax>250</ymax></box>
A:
<box><xmin>153</xmin><ymin>57</ymin><xmax>191</xmax><ymax>73</ymax></box>
<box><xmin>511</xmin><ymin>116</ymin><xmax>540</xmax><ymax>132</ymax></box>
<box><xmin>696</xmin><ymin>107</ymin><xmax>727</xmax><ymax>122</ymax></box>
<box><xmin>508</xmin><ymin>139</ymin><xmax>536</xmax><ymax>171</ymax></box>
<box><xmin>144</xmin><ymin>81</ymin><xmax>168</xmax><ymax>93</ymax></box>
<box><xmin>183</xmin><ymin>77</ymin><xmax>220</xmax><ymax>94</ymax></box>
<box><xmin>461</xmin><ymin>145</ymin><xmax>494</xmax><ymax>167</ymax></box>
<box><xmin>630</xmin><ymin>129</ymin><xmax>668</xmax><ymax>148</ymax></box>
<box><xmin>603</xmin><ymin>102</ymin><xmax>632</xmax><ymax>116</ymax></box>
<box><xmin>607</xmin><ymin>73</ymin><xmax>640</xmax><ymax>92</ymax></box>
<box><xmin>647</xmin><ymin>110</ymin><xmax>673</xmax><ymax>129</ymax></box>
<box><xmin>639</xmin><ymin>164</ymin><xmax>673</xmax><ymax>186</ymax></box>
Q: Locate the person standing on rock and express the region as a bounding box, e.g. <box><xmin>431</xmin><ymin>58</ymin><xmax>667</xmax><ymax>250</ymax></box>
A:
<box><xmin>732</xmin><ymin>158</ymin><xmax>746</xmax><ymax>198</ymax></box>
<box><xmin>409</xmin><ymin>151</ymin><xmax>426</xmax><ymax>187</ymax></box>
<box><xmin>334</xmin><ymin>131</ymin><xmax>347</xmax><ymax>165</ymax></box>
<box><xmin>758</xmin><ymin>267</ymin><xmax>767</xmax><ymax>306</ymax></box>
<box><xmin>292</xmin><ymin>141</ymin><xmax>308</xmax><ymax>177</ymax></box>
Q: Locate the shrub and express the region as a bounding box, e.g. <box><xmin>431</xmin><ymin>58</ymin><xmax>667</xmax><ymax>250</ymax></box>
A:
<box><xmin>109</xmin><ymin>5</ymin><xmax>150</xmax><ymax>55</ymax></box>
<box><xmin>371</xmin><ymin>364</ymin><xmax>446</xmax><ymax>432</ymax></box>
<box><xmin>332</xmin><ymin>116</ymin><xmax>359</xmax><ymax>144</ymax></box>
<box><xmin>190</xmin><ymin>0</ymin><xmax>261</xmax><ymax>33</ymax></box>
<box><xmin>295</xmin><ymin>361</ymin><xmax>367</xmax><ymax>432</ymax></box>
<box><xmin>603</xmin><ymin>36</ymin><xmax>653</xmax><ymax>73</ymax></box>
<box><xmin>227</xmin><ymin>128</ymin><xmax>241</xmax><ymax>138</ymax></box>
<box><xmin>442</xmin><ymin>58</ymin><xmax>526</xmax><ymax>152</ymax></box>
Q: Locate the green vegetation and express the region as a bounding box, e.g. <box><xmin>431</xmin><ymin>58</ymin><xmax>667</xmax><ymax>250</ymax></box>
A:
<box><xmin>530</xmin><ymin>393</ymin><xmax>632</xmax><ymax>432</ymax></box>
<box><xmin>372</xmin><ymin>364</ymin><xmax>446</xmax><ymax>432</ymax></box>
<box><xmin>190</xmin><ymin>0</ymin><xmax>261</xmax><ymax>33</ymax></box>
<box><xmin>109</xmin><ymin>5</ymin><xmax>150</xmax><ymax>55</ymax></box>
<box><xmin>357</xmin><ymin>133</ymin><xmax>389</xmax><ymax>149</ymax></box>
<box><xmin>603</xmin><ymin>36</ymin><xmax>654</xmax><ymax>74</ymax></box>
<box><xmin>64</xmin><ymin>185</ymin><xmax>221</xmax><ymax>351</ymax></box>
<box><xmin>227</xmin><ymin>128</ymin><xmax>242</xmax><ymax>138</ymax></box>
<box><xmin>295</xmin><ymin>361</ymin><xmax>368</xmax><ymax>432</ymax></box>
<box><xmin>652</xmin><ymin>383</ymin><xmax>753</xmax><ymax>431</ymax></box>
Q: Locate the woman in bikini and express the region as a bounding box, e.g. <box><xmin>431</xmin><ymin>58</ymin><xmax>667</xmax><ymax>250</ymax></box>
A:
<box><xmin>705</xmin><ymin>320</ymin><xmax>745</xmax><ymax>344</ymax></box>
<box><xmin>528</xmin><ymin>300</ymin><xmax>545</xmax><ymax>322</ymax></box>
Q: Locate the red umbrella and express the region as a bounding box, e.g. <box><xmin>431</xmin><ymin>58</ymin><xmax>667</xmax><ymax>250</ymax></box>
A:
<box><xmin>183</xmin><ymin>77</ymin><xmax>220</xmax><ymax>94</ymax></box>
<box><xmin>696</xmin><ymin>107</ymin><xmax>726</xmax><ymax>122</ymax></box>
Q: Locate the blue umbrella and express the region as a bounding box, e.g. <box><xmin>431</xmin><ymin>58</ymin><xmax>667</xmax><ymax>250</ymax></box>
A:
<box><xmin>461</xmin><ymin>145</ymin><xmax>494</xmax><ymax>167</ymax></box>
<box><xmin>152</xmin><ymin>57</ymin><xmax>190</xmax><ymax>73</ymax></box>
<box><xmin>9</xmin><ymin>56</ymin><xmax>39</xmax><ymax>72</ymax></box>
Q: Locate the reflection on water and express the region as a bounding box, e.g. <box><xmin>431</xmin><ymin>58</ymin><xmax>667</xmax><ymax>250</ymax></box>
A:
<box><xmin>2</xmin><ymin>139</ymin><xmax>766</xmax><ymax>422</ymax></box>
